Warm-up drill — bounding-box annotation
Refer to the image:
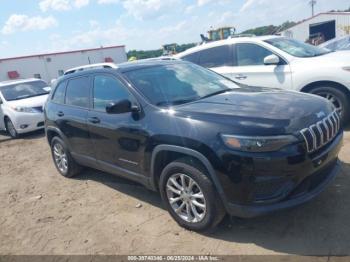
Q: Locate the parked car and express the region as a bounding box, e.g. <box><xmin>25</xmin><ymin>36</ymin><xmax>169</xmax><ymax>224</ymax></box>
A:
<box><xmin>319</xmin><ymin>35</ymin><xmax>350</xmax><ymax>51</ymax></box>
<box><xmin>0</xmin><ymin>78</ymin><xmax>51</xmax><ymax>138</ymax></box>
<box><xmin>175</xmin><ymin>36</ymin><xmax>350</xmax><ymax>123</ymax></box>
<box><xmin>45</xmin><ymin>60</ymin><xmax>343</xmax><ymax>231</ymax></box>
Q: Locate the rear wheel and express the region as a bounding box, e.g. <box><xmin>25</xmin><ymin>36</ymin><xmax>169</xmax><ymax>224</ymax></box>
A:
<box><xmin>310</xmin><ymin>86</ymin><xmax>350</xmax><ymax>124</ymax></box>
<box><xmin>5</xmin><ymin>117</ymin><xmax>18</xmax><ymax>139</ymax></box>
<box><xmin>159</xmin><ymin>157</ymin><xmax>225</xmax><ymax>231</ymax></box>
<box><xmin>50</xmin><ymin>136</ymin><xmax>81</xmax><ymax>177</ymax></box>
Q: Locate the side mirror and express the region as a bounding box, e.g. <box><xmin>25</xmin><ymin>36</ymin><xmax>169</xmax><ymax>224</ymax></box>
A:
<box><xmin>106</xmin><ymin>99</ymin><xmax>140</xmax><ymax>114</ymax></box>
<box><xmin>0</xmin><ymin>98</ymin><xmax>3</xmax><ymax>105</ymax></box>
<box><xmin>264</xmin><ymin>54</ymin><xmax>280</xmax><ymax>65</ymax></box>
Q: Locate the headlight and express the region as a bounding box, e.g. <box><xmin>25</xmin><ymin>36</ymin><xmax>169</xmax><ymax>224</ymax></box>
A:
<box><xmin>11</xmin><ymin>106</ymin><xmax>37</xmax><ymax>113</ymax></box>
<box><xmin>221</xmin><ymin>134</ymin><xmax>299</xmax><ymax>152</ymax></box>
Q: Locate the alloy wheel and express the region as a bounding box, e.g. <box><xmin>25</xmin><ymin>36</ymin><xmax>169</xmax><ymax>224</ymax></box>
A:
<box><xmin>53</xmin><ymin>142</ymin><xmax>68</xmax><ymax>173</ymax></box>
<box><xmin>317</xmin><ymin>91</ymin><xmax>343</xmax><ymax>117</ymax></box>
<box><xmin>166</xmin><ymin>173</ymin><xmax>206</xmax><ymax>223</ymax></box>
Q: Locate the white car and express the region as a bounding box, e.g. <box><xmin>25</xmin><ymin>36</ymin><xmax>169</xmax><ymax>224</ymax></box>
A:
<box><xmin>0</xmin><ymin>78</ymin><xmax>51</xmax><ymax>138</ymax></box>
<box><xmin>175</xmin><ymin>36</ymin><xmax>350</xmax><ymax>123</ymax></box>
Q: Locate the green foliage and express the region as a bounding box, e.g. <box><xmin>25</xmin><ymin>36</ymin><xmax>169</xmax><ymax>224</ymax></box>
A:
<box><xmin>241</xmin><ymin>21</ymin><xmax>296</xmax><ymax>36</ymax></box>
<box><xmin>127</xmin><ymin>43</ymin><xmax>196</xmax><ymax>60</ymax></box>
<box><xmin>127</xmin><ymin>49</ymin><xmax>163</xmax><ymax>60</ymax></box>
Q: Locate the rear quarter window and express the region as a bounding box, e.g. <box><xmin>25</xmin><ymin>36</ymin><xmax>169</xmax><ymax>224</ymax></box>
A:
<box><xmin>52</xmin><ymin>81</ymin><xmax>66</xmax><ymax>104</ymax></box>
<box><xmin>181</xmin><ymin>52</ymin><xmax>199</xmax><ymax>64</ymax></box>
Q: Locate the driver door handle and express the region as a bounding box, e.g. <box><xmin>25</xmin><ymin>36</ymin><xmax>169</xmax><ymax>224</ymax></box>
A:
<box><xmin>235</xmin><ymin>74</ymin><xmax>247</xmax><ymax>80</ymax></box>
<box><xmin>88</xmin><ymin>117</ymin><xmax>100</xmax><ymax>124</ymax></box>
<box><xmin>57</xmin><ymin>111</ymin><xmax>64</xmax><ymax>117</ymax></box>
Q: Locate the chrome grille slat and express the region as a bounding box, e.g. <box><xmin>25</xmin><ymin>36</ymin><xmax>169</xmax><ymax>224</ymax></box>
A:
<box><xmin>322</xmin><ymin>118</ymin><xmax>330</xmax><ymax>141</ymax></box>
<box><xmin>300</xmin><ymin>111</ymin><xmax>340</xmax><ymax>153</ymax></box>
<box><xmin>316</xmin><ymin>122</ymin><xmax>324</xmax><ymax>145</ymax></box>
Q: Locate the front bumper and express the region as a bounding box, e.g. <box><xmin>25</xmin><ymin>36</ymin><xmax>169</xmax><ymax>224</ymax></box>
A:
<box><xmin>226</xmin><ymin>159</ymin><xmax>340</xmax><ymax>217</ymax></box>
<box><xmin>217</xmin><ymin>131</ymin><xmax>343</xmax><ymax>218</ymax></box>
<box><xmin>12</xmin><ymin>113</ymin><xmax>45</xmax><ymax>134</ymax></box>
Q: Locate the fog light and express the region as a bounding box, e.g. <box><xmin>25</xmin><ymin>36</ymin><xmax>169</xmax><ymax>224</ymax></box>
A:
<box><xmin>20</xmin><ymin>124</ymin><xmax>28</xmax><ymax>129</ymax></box>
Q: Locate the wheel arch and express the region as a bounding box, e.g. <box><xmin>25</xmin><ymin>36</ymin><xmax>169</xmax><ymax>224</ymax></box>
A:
<box><xmin>150</xmin><ymin>145</ymin><xmax>227</xmax><ymax>204</ymax></box>
<box><xmin>300</xmin><ymin>80</ymin><xmax>350</xmax><ymax>99</ymax></box>
<box><xmin>46</xmin><ymin>126</ymin><xmax>67</xmax><ymax>146</ymax></box>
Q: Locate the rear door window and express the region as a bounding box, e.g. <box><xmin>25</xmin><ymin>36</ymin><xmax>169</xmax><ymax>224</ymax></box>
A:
<box><xmin>197</xmin><ymin>45</ymin><xmax>232</xmax><ymax>68</ymax></box>
<box><xmin>65</xmin><ymin>77</ymin><xmax>90</xmax><ymax>108</ymax></box>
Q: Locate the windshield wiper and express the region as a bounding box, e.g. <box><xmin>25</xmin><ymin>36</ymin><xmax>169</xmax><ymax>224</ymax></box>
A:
<box><xmin>13</xmin><ymin>93</ymin><xmax>49</xmax><ymax>100</ymax></box>
<box><xmin>200</xmin><ymin>89</ymin><xmax>231</xmax><ymax>100</ymax></box>
<box><xmin>156</xmin><ymin>98</ymin><xmax>198</xmax><ymax>106</ymax></box>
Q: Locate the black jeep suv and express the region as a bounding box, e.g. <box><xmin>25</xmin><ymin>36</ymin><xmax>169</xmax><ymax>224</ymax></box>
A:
<box><xmin>45</xmin><ymin>60</ymin><xmax>343</xmax><ymax>231</ymax></box>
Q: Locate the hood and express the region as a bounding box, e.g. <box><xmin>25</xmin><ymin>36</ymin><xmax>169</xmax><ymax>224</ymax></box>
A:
<box><xmin>294</xmin><ymin>50</ymin><xmax>350</xmax><ymax>67</ymax></box>
<box><xmin>6</xmin><ymin>94</ymin><xmax>49</xmax><ymax>108</ymax></box>
<box><xmin>174</xmin><ymin>87</ymin><xmax>334</xmax><ymax>135</ymax></box>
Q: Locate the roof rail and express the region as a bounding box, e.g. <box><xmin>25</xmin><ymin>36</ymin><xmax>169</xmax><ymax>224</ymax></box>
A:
<box><xmin>63</xmin><ymin>62</ymin><xmax>118</xmax><ymax>75</ymax></box>
<box><xmin>228</xmin><ymin>34</ymin><xmax>256</xmax><ymax>38</ymax></box>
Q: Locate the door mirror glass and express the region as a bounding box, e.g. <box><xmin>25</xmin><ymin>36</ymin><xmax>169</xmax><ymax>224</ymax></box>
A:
<box><xmin>264</xmin><ymin>54</ymin><xmax>280</xmax><ymax>65</ymax></box>
<box><xmin>106</xmin><ymin>99</ymin><xmax>133</xmax><ymax>114</ymax></box>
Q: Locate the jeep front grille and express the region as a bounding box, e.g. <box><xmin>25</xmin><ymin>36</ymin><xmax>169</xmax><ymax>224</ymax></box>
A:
<box><xmin>300</xmin><ymin>111</ymin><xmax>340</xmax><ymax>153</ymax></box>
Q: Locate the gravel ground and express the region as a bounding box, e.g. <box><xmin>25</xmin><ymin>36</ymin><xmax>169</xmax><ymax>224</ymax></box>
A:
<box><xmin>0</xmin><ymin>128</ymin><xmax>349</xmax><ymax>255</ymax></box>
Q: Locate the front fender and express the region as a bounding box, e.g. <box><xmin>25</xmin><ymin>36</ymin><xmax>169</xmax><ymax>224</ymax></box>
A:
<box><xmin>149</xmin><ymin>144</ymin><xmax>229</xmax><ymax>209</ymax></box>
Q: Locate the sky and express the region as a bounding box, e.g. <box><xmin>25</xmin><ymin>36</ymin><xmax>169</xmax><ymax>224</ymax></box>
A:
<box><xmin>0</xmin><ymin>0</ymin><xmax>349</xmax><ymax>58</ymax></box>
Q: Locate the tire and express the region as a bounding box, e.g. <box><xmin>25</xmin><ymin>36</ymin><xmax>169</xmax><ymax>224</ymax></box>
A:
<box><xmin>50</xmin><ymin>136</ymin><xmax>81</xmax><ymax>178</ymax></box>
<box><xmin>310</xmin><ymin>86</ymin><xmax>350</xmax><ymax>124</ymax></box>
<box><xmin>5</xmin><ymin>117</ymin><xmax>18</xmax><ymax>139</ymax></box>
<box><xmin>159</xmin><ymin>157</ymin><xmax>226</xmax><ymax>231</ymax></box>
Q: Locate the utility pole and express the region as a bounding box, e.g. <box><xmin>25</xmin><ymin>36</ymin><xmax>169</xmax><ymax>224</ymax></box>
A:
<box><xmin>309</xmin><ymin>0</ymin><xmax>317</xmax><ymax>16</ymax></box>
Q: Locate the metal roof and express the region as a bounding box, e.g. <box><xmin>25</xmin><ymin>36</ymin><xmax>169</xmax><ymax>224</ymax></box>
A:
<box><xmin>279</xmin><ymin>12</ymin><xmax>350</xmax><ymax>32</ymax></box>
<box><xmin>0</xmin><ymin>45</ymin><xmax>125</xmax><ymax>62</ymax></box>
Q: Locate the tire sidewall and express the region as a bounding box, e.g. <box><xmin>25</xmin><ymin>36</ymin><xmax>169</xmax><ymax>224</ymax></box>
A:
<box><xmin>159</xmin><ymin>160</ymin><xmax>219</xmax><ymax>231</ymax></box>
<box><xmin>51</xmin><ymin>136</ymin><xmax>71</xmax><ymax>177</ymax></box>
<box><xmin>5</xmin><ymin>118</ymin><xmax>18</xmax><ymax>138</ymax></box>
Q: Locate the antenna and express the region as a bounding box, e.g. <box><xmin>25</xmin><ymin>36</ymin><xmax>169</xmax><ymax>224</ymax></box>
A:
<box><xmin>309</xmin><ymin>0</ymin><xmax>317</xmax><ymax>16</ymax></box>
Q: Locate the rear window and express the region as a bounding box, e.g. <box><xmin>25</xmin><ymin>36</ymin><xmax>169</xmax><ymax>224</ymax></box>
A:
<box><xmin>65</xmin><ymin>77</ymin><xmax>90</xmax><ymax>108</ymax></box>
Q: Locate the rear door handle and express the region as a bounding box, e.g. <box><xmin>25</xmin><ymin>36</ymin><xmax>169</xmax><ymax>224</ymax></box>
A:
<box><xmin>88</xmin><ymin>117</ymin><xmax>100</xmax><ymax>124</ymax></box>
<box><xmin>57</xmin><ymin>111</ymin><xmax>64</xmax><ymax>117</ymax></box>
<box><xmin>234</xmin><ymin>74</ymin><xmax>247</xmax><ymax>80</ymax></box>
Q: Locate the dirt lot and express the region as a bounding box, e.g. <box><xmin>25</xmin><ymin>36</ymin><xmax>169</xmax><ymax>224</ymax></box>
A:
<box><xmin>0</xmin><ymin>129</ymin><xmax>350</xmax><ymax>256</ymax></box>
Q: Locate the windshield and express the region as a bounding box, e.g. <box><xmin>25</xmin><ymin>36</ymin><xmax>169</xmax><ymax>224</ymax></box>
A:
<box><xmin>0</xmin><ymin>80</ymin><xmax>50</xmax><ymax>101</ymax></box>
<box><xmin>265</xmin><ymin>37</ymin><xmax>331</xmax><ymax>58</ymax></box>
<box><xmin>124</xmin><ymin>63</ymin><xmax>239</xmax><ymax>106</ymax></box>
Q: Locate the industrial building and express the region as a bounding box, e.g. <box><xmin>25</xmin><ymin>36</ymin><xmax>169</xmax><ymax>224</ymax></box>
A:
<box><xmin>0</xmin><ymin>45</ymin><xmax>127</xmax><ymax>83</ymax></box>
<box><xmin>280</xmin><ymin>12</ymin><xmax>350</xmax><ymax>44</ymax></box>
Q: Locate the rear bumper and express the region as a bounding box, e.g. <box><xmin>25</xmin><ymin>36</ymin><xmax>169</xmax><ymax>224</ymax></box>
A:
<box><xmin>225</xmin><ymin>159</ymin><xmax>340</xmax><ymax>217</ymax></box>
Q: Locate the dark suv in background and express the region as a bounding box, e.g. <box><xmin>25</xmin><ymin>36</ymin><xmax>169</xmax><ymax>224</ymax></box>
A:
<box><xmin>45</xmin><ymin>60</ymin><xmax>343</xmax><ymax>231</ymax></box>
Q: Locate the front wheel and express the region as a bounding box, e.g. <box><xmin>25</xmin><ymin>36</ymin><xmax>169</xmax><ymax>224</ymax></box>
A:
<box><xmin>310</xmin><ymin>86</ymin><xmax>350</xmax><ymax>124</ymax></box>
<box><xmin>159</xmin><ymin>157</ymin><xmax>225</xmax><ymax>231</ymax></box>
<box><xmin>5</xmin><ymin>117</ymin><xmax>18</xmax><ymax>139</ymax></box>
